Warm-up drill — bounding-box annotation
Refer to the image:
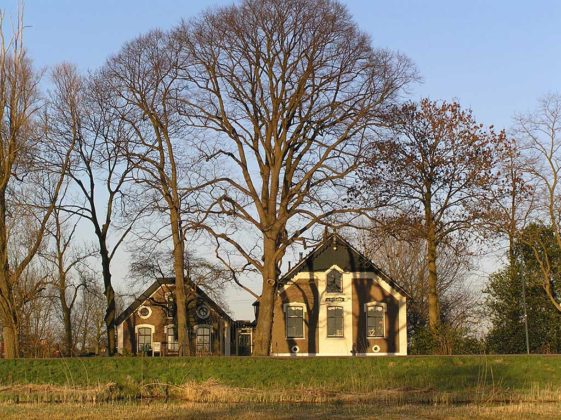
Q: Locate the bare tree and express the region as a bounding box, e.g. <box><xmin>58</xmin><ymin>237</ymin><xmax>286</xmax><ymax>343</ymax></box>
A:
<box><xmin>515</xmin><ymin>94</ymin><xmax>561</xmax><ymax>312</ymax></box>
<box><xmin>49</xmin><ymin>63</ymin><xmax>141</xmax><ymax>355</ymax></box>
<box><xmin>40</xmin><ymin>203</ymin><xmax>94</xmax><ymax>356</ymax></box>
<box><xmin>0</xmin><ymin>12</ymin><xmax>74</xmax><ymax>358</ymax></box>
<box><xmin>356</xmin><ymin>99</ymin><xmax>508</xmax><ymax>339</ymax></box>
<box><xmin>174</xmin><ymin>0</ymin><xmax>415</xmax><ymax>355</ymax></box>
<box><xmin>94</xmin><ymin>28</ymin><xmax>219</xmax><ymax>355</ymax></box>
<box><xmin>360</xmin><ymin>230</ymin><xmax>479</xmax><ymax>354</ymax></box>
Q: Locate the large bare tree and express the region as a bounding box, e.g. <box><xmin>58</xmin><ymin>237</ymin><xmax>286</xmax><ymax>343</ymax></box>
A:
<box><xmin>357</xmin><ymin>99</ymin><xmax>507</xmax><ymax>338</ymax></box>
<box><xmin>0</xmin><ymin>13</ymin><xmax>74</xmax><ymax>358</ymax></box>
<box><xmin>174</xmin><ymin>0</ymin><xmax>415</xmax><ymax>355</ymax></box>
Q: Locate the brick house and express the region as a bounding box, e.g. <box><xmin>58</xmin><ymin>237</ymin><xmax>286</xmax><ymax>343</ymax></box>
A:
<box><xmin>116</xmin><ymin>278</ymin><xmax>247</xmax><ymax>356</ymax></box>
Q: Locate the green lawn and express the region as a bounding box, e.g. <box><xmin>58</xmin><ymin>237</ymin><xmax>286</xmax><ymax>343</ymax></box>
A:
<box><xmin>0</xmin><ymin>355</ymin><xmax>560</xmax><ymax>404</ymax></box>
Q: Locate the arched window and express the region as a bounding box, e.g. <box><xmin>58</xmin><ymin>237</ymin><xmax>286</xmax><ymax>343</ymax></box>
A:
<box><xmin>326</xmin><ymin>269</ymin><xmax>343</xmax><ymax>293</ymax></box>
<box><xmin>137</xmin><ymin>326</ymin><xmax>153</xmax><ymax>353</ymax></box>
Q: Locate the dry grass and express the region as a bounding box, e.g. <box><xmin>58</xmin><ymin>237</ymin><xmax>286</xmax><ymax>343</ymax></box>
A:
<box><xmin>2</xmin><ymin>401</ymin><xmax>561</xmax><ymax>419</ymax></box>
<box><xmin>2</xmin><ymin>379</ymin><xmax>561</xmax><ymax>407</ymax></box>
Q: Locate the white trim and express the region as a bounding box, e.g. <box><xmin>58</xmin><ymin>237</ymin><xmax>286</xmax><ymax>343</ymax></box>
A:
<box><xmin>271</xmin><ymin>352</ymin><xmax>403</xmax><ymax>357</ymax></box>
<box><xmin>135</xmin><ymin>324</ymin><xmax>155</xmax><ymax>333</ymax></box>
<box><xmin>398</xmin><ymin>298</ymin><xmax>408</xmax><ymax>355</ymax></box>
<box><xmin>135</xmin><ymin>324</ymin><xmax>155</xmax><ymax>352</ymax></box>
<box><xmin>224</xmin><ymin>320</ymin><xmax>231</xmax><ymax>356</ymax></box>
<box><xmin>283</xmin><ymin>302</ymin><xmax>307</xmax><ymax>313</ymax></box>
<box><xmin>117</xmin><ymin>322</ymin><xmax>124</xmax><ymax>354</ymax></box>
<box><xmin>164</xmin><ymin>324</ymin><xmax>178</xmax><ymax>352</ymax></box>
<box><xmin>137</xmin><ymin>305</ymin><xmax>152</xmax><ymax>319</ymax></box>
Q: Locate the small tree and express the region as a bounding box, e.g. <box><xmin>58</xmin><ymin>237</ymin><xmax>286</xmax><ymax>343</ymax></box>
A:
<box><xmin>485</xmin><ymin>224</ymin><xmax>561</xmax><ymax>353</ymax></box>
<box><xmin>40</xmin><ymin>203</ymin><xmax>94</xmax><ymax>356</ymax></box>
<box><xmin>357</xmin><ymin>99</ymin><xmax>507</xmax><ymax>340</ymax></box>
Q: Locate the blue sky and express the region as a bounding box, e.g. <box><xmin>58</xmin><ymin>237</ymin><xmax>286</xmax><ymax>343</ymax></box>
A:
<box><xmin>6</xmin><ymin>0</ymin><xmax>560</xmax><ymax>130</ymax></box>
<box><xmin>2</xmin><ymin>0</ymin><xmax>560</xmax><ymax>317</ymax></box>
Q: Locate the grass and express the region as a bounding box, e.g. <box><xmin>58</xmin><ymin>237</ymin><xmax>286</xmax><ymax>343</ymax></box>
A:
<box><xmin>1</xmin><ymin>355</ymin><xmax>561</xmax><ymax>411</ymax></box>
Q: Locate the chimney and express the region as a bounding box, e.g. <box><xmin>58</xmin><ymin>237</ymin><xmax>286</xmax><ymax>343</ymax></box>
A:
<box><xmin>299</xmin><ymin>252</ymin><xmax>303</xmax><ymax>260</ymax></box>
<box><xmin>288</xmin><ymin>261</ymin><xmax>292</xmax><ymax>270</ymax></box>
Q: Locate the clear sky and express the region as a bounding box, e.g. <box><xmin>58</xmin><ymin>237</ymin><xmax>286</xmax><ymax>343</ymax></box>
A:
<box><xmin>2</xmin><ymin>0</ymin><xmax>561</xmax><ymax>318</ymax></box>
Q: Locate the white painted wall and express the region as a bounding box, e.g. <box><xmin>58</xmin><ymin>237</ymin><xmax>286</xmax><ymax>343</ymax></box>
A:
<box><xmin>317</xmin><ymin>266</ymin><xmax>354</xmax><ymax>356</ymax></box>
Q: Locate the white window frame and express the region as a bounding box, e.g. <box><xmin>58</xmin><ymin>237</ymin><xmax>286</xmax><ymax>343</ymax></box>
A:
<box><xmin>165</xmin><ymin>324</ymin><xmax>179</xmax><ymax>352</ymax></box>
<box><xmin>194</xmin><ymin>324</ymin><xmax>212</xmax><ymax>353</ymax></box>
<box><xmin>283</xmin><ymin>303</ymin><xmax>306</xmax><ymax>340</ymax></box>
<box><xmin>137</xmin><ymin>305</ymin><xmax>152</xmax><ymax>320</ymax></box>
<box><xmin>365</xmin><ymin>302</ymin><xmax>387</xmax><ymax>338</ymax></box>
<box><xmin>135</xmin><ymin>324</ymin><xmax>155</xmax><ymax>352</ymax></box>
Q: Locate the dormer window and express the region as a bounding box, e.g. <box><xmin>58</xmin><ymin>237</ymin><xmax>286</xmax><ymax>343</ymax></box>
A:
<box><xmin>326</xmin><ymin>269</ymin><xmax>343</xmax><ymax>293</ymax></box>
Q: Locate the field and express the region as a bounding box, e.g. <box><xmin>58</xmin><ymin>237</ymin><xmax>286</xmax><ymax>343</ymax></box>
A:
<box><xmin>1</xmin><ymin>355</ymin><xmax>561</xmax><ymax>418</ymax></box>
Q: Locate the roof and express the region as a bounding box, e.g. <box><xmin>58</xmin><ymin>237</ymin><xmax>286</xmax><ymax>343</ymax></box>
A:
<box><xmin>115</xmin><ymin>278</ymin><xmax>233</xmax><ymax>325</ymax></box>
<box><xmin>279</xmin><ymin>232</ymin><xmax>410</xmax><ymax>298</ymax></box>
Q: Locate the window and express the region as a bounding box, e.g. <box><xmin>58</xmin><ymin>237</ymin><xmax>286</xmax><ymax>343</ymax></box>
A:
<box><xmin>165</xmin><ymin>293</ymin><xmax>175</xmax><ymax>319</ymax></box>
<box><xmin>326</xmin><ymin>269</ymin><xmax>343</xmax><ymax>293</ymax></box>
<box><xmin>137</xmin><ymin>306</ymin><xmax>152</xmax><ymax>319</ymax></box>
<box><xmin>366</xmin><ymin>304</ymin><xmax>385</xmax><ymax>337</ymax></box>
<box><xmin>285</xmin><ymin>306</ymin><xmax>304</xmax><ymax>338</ymax></box>
<box><xmin>327</xmin><ymin>306</ymin><xmax>344</xmax><ymax>337</ymax></box>
<box><xmin>166</xmin><ymin>325</ymin><xmax>179</xmax><ymax>352</ymax></box>
<box><xmin>137</xmin><ymin>327</ymin><xmax>152</xmax><ymax>352</ymax></box>
<box><xmin>195</xmin><ymin>325</ymin><xmax>211</xmax><ymax>353</ymax></box>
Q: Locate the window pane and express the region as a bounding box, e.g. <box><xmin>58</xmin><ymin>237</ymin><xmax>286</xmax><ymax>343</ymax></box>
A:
<box><xmin>167</xmin><ymin>326</ymin><xmax>178</xmax><ymax>351</ymax></box>
<box><xmin>367</xmin><ymin>305</ymin><xmax>385</xmax><ymax>337</ymax></box>
<box><xmin>326</xmin><ymin>270</ymin><xmax>343</xmax><ymax>293</ymax></box>
<box><xmin>327</xmin><ymin>306</ymin><xmax>344</xmax><ymax>337</ymax></box>
<box><xmin>137</xmin><ymin>327</ymin><xmax>152</xmax><ymax>352</ymax></box>
<box><xmin>286</xmin><ymin>306</ymin><xmax>304</xmax><ymax>338</ymax></box>
<box><xmin>196</xmin><ymin>326</ymin><xmax>211</xmax><ymax>353</ymax></box>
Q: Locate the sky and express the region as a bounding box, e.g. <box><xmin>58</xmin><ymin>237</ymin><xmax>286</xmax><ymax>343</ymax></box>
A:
<box><xmin>2</xmin><ymin>0</ymin><xmax>561</xmax><ymax>319</ymax></box>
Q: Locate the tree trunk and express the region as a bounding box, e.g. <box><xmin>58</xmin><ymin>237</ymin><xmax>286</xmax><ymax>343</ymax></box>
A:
<box><xmin>0</xmin><ymin>192</ymin><xmax>18</xmax><ymax>359</ymax></box>
<box><xmin>253</xmin><ymin>237</ymin><xmax>278</xmax><ymax>356</ymax></box>
<box><xmin>99</xmin><ymin>243</ymin><xmax>116</xmax><ymax>356</ymax></box>
<box><xmin>426</xmin><ymin>212</ymin><xmax>440</xmax><ymax>337</ymax></box>
<box><xmin>61</xmin><ymin>301</ymin><xmax>73</xmax><ymax>357</ymax></box>
<box><xmin>2</xmin><ymin>320</ymin><xmax>19</xmax><ymax>359</ymax></box>
<box><xmin>170</xmin><ymin>208</ymin><xmax>189</xmax><ymax>356</ymax></box>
